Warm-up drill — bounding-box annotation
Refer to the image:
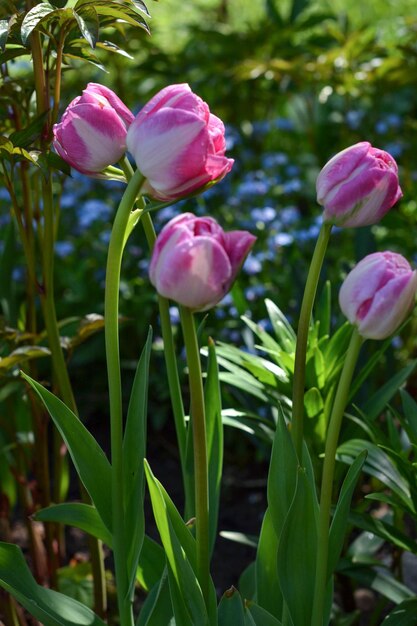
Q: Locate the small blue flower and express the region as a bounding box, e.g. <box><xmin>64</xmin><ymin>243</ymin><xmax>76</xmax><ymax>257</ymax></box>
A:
<box><xmin>243</xmin><ymin>254</ymin><xmax>262</xmax><ymax>275</ymax></box>
<box><xmin>55</xmin><ymin>241</ymin><xmax>74</xmax><ymax>257</ymax></box>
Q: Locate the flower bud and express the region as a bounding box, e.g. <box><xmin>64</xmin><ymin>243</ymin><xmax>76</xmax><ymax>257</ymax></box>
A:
<box><xmin>126</xmin><ymin>84</ymin><xmax>234</xmax><ymax>201</ymax></box>
<box><xmin>53</xmin><ymin>83</ymin><xmax>134</xmax><ymax>175</ymax></box>
<box><xmin>149</xmin><ymin>213</ymin><xmax>256</xmax><ymax>311</ymax></box>
<box><xmin>317</xmin><ymin>142</ymin><xmax>402</xmax><ymax>227</ymax></box>
<box><xmin>339</xmin><ymin>252</ymin><xmax>417</xmax><ymax>339</ymax></box>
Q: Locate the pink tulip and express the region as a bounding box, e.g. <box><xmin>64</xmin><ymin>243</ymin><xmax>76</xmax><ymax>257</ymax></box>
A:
<box><xmin>126</xmin><ymin>84</ymin><xmax>234</xmax><ymax>201</ymax></box>
<box><xmin>317</xmin><ymin>142</ymin><xmax>402</xmax><ymax>227</ymax></box>
<box><xmin>53</xmin><ymin>83</ymin><xmax>134</xmax><ymax>175</ymax></box>
<box><xmin>339</xmin><ymin>252</ymin><xmax>417</xmax><ymax>339</ymax></box>
<box><xmin>149</xmin><ymin>213</ymin><xmax>256</xmax><ymax>311</ymax></box>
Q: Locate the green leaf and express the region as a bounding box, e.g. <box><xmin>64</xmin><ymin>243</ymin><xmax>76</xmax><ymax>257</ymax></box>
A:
<box><xmin>400</xmin><ymin>390</ymin><xmax>417</xmax><ymax>441</ymax></box>
<box><xmin>130</xmin><ymin>0</ymin><xmax>151</xmax><ymax>17</ymax></box>
<box><xmin>238</xmin><ymin>561</ymin><xmax>256</xmax><ymax>601</ymax></box>
<box><xmin>204</xmin><ymin>338</ymin><xmax>223</xmax><ymax>557</ymax></box>
<box><xmin>316</xmin><ymin>280</ymin><xmax>331</xmax><ymax>338</ymax></box>
<box><xmin>348</xmin><ymin>511</ymin><xmax>417</xmax><ymax>554</ymax></box>
<box><xmin>265</xmin><ymin>298</ymin><xmax>296</xmax><ymax>353</ymax></box>
<box><xmin>277</xmin><ymin>468</ymin><xmax>317</xmax><ymax>626</ymax></box>
<box><xmin>136</xmin><ymin>569</ymin><xmax>174</xmax><ymax>626</ymax></box>
<box><xmin>136</xmin><ymin>535</ymin><xmax>165</xmax><ymax>592</ymax></box>
<box><xmin>382</xmin><ymin>599</ymin><xmax>417</xmax><ymax>624</ymax></box>
<box><xmin>245</xmin><ymin>602</ymin><xmax>283</xmax><ymax>626</ymax></box>
<box><xmin>21</xmin><ymin>3</ymin><xmax>56</xmax><ymax>45</ymax></box>
<box><xmin>34</xmin><ymin>503</ymin><xmax>112</xmax><ymax>547</ymax></box>
<box><xmin>74</xmin><ymin>6</ymin><xmax>99</xmax><ymax>48</ymax></box>
<box><xmin>255</xmin><ymin>509</ymin><xmax>282</xmax><ymax>618</ymax></box>
<box><xmin>0</xmin><ymin>542</ymin><xmax>106</xmax><ymax>625</ymax></box>
<box><xmin>337</xmin><ymin>439</ymin><xmax>411</xmax><ymax>509</ymax></box>
<box><xmin>57</xmin><ymin>562</ymin><xmax>94</xmax><ymax>609</ymax></box>
<box><xmin>305</xmin><ymin>387</ymin><xmax>323</xmax><ymax>418</ymax></box>
<box><xmin>328</xmin><ymin>451</ymin><xmax>367</xmax><ymax>577</ymax></box>
<box><xmin>218</xmin><ymin>587</ymin><xmax>245</xmax><ymax>626</ymax></box>
<box><xmin>290</xmin><ymin>0</ymin><xmax>310</xmax><ymax>22</ymax></box>
<box><xmin>123</xmin><ymin>328</ymin><xmax>152</xmax><ymax>592</ymax></box>
<box><xmin>9</xmin><ymin>111</ymin><xmax>49</xmax><ymax>148</ymax></box>
<box><xmin>21</xmin><ymin>373</ymin><xmax>112</xmax><ymax>530</ymax></box>
<box><xmin>267</xmin><ymin>412</ymin><xmax>297</xmax><ymax>540</ymax></box>
<box><xmin>0</xmin><ymin>346</ymin><xmax>50</xmax><ymax>372</ymax></box>
<box><xmin>0</xmin><ymin>19</ymin><xmax>9</xmax><ymax>50</ymax></box>
<box><xmin>338</xmin><ymin>560</ymin><xmax>415</xmax><ymax>605</ymax></box>
<box><xmin>144</xmin><ymin>460</ymin><xmax>212</xmax><ymax>626</ymax></box>
<box><xmin>362</xmin><ymin>360</ymin><xmax>417</xmax><ymax>421</ymax></box>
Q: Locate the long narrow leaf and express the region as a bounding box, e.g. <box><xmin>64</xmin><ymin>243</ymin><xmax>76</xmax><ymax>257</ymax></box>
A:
<box><xmin>34</xmin><ymin>503</ymin><xmax>112</xmax><ymax>546</ymax></box>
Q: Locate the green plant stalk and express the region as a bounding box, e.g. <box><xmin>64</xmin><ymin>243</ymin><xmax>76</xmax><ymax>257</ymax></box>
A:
<box><xmin>311</xmin><ymin>328</ymin><xmax>363</xmax><ymax>626</ymax></box>
<box><xmin>120</xmin><ymin>159</ymin><xmax>187</xmax><ymax>475</ymax></box>
<box><xmin>105</xmin><ymin>169</ymin><xmax>145</xmax><ymax>626</ymax></box>
<box><xmin>31</xmin><ymin>29</ymin><xmax>106</xmax><ymax>616</ymax></box>
<box><xmin>291</xmin><ymin>222</ymin><xmax>332</xmax><ymax>459</ymax></box>
<box><xmin>179</xmin><ymin>306</ymin><xmax>210</xmax><ymax>607</ymax></box>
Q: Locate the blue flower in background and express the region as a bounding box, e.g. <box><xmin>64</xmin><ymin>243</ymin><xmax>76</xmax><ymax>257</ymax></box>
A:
<box><xmin>243</xmin><ymin>254</ymin><xmax>262</xmax><ymax>275</ymax></box>
<box><xmin>78</xmin><ymin>199</ymin><xmax>112</xmax><ymax>229</ymax></box>
<box><xmin>55</xmin><ymin>241</ymin><xmax>74</xmax><ymax>257</ymax></box>
<box><xmin>250</xmin><ymin>206</ymin><xmax>277</xmax><ymax>223</ymax></box>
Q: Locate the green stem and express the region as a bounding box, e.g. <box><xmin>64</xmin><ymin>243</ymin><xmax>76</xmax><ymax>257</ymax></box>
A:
<box><xmin>179</xmin><ymin>306</ymin><xmax>210</xmax><ymax>607</ymax></box>
<box><xmin>120</xmin><ymin>159</ymin><xmax>187</xmax><ymax>476</ymax></box>
<box><xmin>291</xmin><ymin>222</ymin><xmax>332</xmax><ymax>459</ymax></box>
<box><xmin>311</xmin><ymin>328</ymin><xmax>363</xmax><ymax>626</ymax></box>
<box><xmin>105</xmin><ymin>169</ymin><xmax>144</xmax><ymax>626</ymax></box>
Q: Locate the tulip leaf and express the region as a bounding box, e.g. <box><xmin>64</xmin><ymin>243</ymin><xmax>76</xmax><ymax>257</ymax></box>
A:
<box><xmin>328</xmin><ymin>451</ymin><xmax>367</xmax><ymax>577</ymax></box>
<box><xmin>9</xmin><ymin>111</ymin><xmax>49</xmax><ymax>148</ymax></box>
<box><xmin>21</xmin><ymin>372</ymin><xmax>112</xmax><ymax>531</ymax></box>
<box><xmin>204</xmin><ymin>338</ymin><xmax>223</xmax><ymax>557</ymax></box>
<box><xmin>0</xmin><ymin>542</ymin><xmax>106</xmax><ymax>625</ymax></box>
<box><xmin>277</xmin><ymin>467</ymin><xmax>317</xmax><ymax>626</ymax></box>
<box><xmin>265</xmin><ymin>298</ymin><xmax>296</xmax><ymax>353</ymax></box>
<box><xmin>123</xmin><ymin>327</ymin><xmax>152</xmax><ymax>593</ymax></box>
<box><xmin>338</xmin><ymin>560</ymin><xmax>414</xmax><ymax>605</ymax></box>
<box><xmin>267</xmin><ymin>411</ymin><xmax>298</xmax><ymax>541</ymax></box>
<box><xmin>34</xmin><ymin>503</ymin><xmax>112</xmax><ymax>547</ymax></box>
<box><xmin>400</xmin><ymin>389</ymin><xmax>417</xmax><ymax>441</ymax></box>
<box><xmin>136</xmin><ymin>535</ymin><xmax>165</xmax><ymax>593</ymax></box>
<box><xmin>218</xmin><ymin>587</ymin><xmax>245</xmax><ymax>626</ymax></box>
<box><xmin>144</xmin><ymin>460</ymin><xmax>216</xmax><ymax>626</ymax></box>
<box><xmin>136</xmin><ymin>569</ymin><xmax>174</xmax><ymax>626</ymax></box>
<box><xmin>245</xmin><ymin>602</ymin><xmax>283</xmax><ymax>626</ymax></box>
<box><xmin>255</xmin><ymin>508</ymin><xmax>282</xmax><ymax>618</ymax></box>
<box><xmin>348</xmin><ymin>510</ymin><xmax>417</xmax><ymax>554</ymax></box>
<box><xmin>0</xmin><ymin>19</ymin><xmax>9</xmax><ymax>50</ymax></box>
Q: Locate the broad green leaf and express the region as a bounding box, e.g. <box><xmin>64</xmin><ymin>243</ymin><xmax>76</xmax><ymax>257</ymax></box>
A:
<box><xmin>338</xmin><ymin>560</ymin><xmax>414</xmax><ymax>604</ymax></box>
<box><xmin>348</xmin><ymin>511</ymin><xmax>417</xmax><ymax>554</ymax></box>
<box><xmin>316</xmin><ymin>280</ymin><xmax>331</xmax><ymax>338</ymax></box>
<box><xmin>218</xmin><ymin>587</ymin><xmax>245</xmax><ymax>626</ymax></box>
<box><xmin>362</xmin><ymin>360</ymin><xmax>417</xmax><ymax>421</ymax></box>
<box><xmin>337</xmin><ymin>439</ymin><xmax>411</xmax><ymax>509</ymax></box>
<box><xmin>74</xmin><ymin>6</ymin><xmax>98</xmax><ymax>48</ymax></box>
<box><xmin>0</xmin><ymin>19</ymin><xmax>9</xmax><ymax>50</ymax></box>
<box><xmin>136</xmin><ymin>535</ymin><xmax>165</xmax><ymax>592</ymax></box>
<box><xmin>0</xmin><ymin>543</ymin><xmax>106</xmax><ymax>625</ymax></box>
<box><xmin>245</xmin><ymin>602</ymin><xmax>283</xmax><ymax>626</ymax></box>
<box><xmin>57</xmin><ymin>562</ymin><xmax>94</xmax><ymax>609</ymax></box>
<box><xmin>267</xmin><ymin>412</ymin><xmax>297</xmax><ymax>541</ymax></box>
<box><xmin>130</xmin><ymin>0</ymin><xmax>151</xmax><ymax>16</ymax></box>
<box><xmin>34</xmin><ymin>503</ymin><xmax>112</xmax><ymax>547</ymax></box>
<box><xmin>136</xmin><ymin>569</ymin><xmax>174</xmax><ymax>626</ymax></box>
<box><xmin>328</xmin><ymin>451</ymin><xmax>367</xmax><ymax>577</ymax></box>
<box><xmin>400</xmin><ymin>389</ymin><xmax>417</xmax><ymax>441</ymax></box>
<box><xmin>123</xmin><ymin>328</ymin><xmax>152</xmax><ymax>592</ymax></box>
<box><xmin>255</xmin><ymin>509</ymin><xmax>282</xmax><ymax>618</ymax></box>
<box><xmin>238</xmin><ymin>561</ymin><xmax>256</xmax><ymax>601</ymax></box>
<box><xmin>21</xmin><ymin>373</ymin><xmax>112</xmax><ymax>530</ymax></box>
<box><xmin>21</xmin><ymin>3</ymin><xmax>56</xmax><ymax>44</ymax></box>
<box><xmin>304</xmin><ymin>387</ymin><xmax>323</xmax><ymax>418</ymax></box>
<box><xmin>144</xmin><ymin>461</ymin><xmax>211</xmax><ymax>626</ymax></box>
<box><xmin>382</xmin><ymin>599</ymin><xmax>417</xmax><ymax>625</ymax></box>
<box><xmin>277</xmin><ymin>468</ymin><xmax>317</xmax><ymax>626</ymax></box>
<box><xmin>204</xmin><ymin>338</ymin><xmax>223</xmax><ymax>557</ymax></box>
<box><xmin>265</xmin><ymin>298</ymin><xmax>296</xmax><ymax>353</ymax></box>
<box><xmin>322</xmin><ymin>322</ymin><xmax>352</xmax><ymax>382</ymax></box>
<box><xmin>221</xmin><ymin>409</ymin><xmax>274</xmax><ymax>443</ymax></box>
<box><xmin>9</xmin><ymin>111</ymin><xmax>49</xmax><ymax>148</ymax></box>
<box><xmin>290</xmin><ymin>0</ymin><xmax>310</xmax><ymax>22</ymax></box>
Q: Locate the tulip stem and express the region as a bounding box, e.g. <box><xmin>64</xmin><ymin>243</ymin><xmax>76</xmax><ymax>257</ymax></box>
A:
<box><xmin>180</xmin><ymin>306</ymin><xmax>210</xmax><ymax>608</ymax></box>
<box><xmin>291</xmin><ymin>222</ymin><xmax>332</xmax><ymax>460</ymax></box>
<box><xmin>119</xmin><ymin>159</ymin><xmax>188</xmax><ymax>490</ymax></box>
<box><xmin>105</xmin><ymin>168</ymin><xmax>145</xmax><ymax>626</ymax></box>
<box><xmin>311</xmin><ymin>327</ymin><xmax>363</xmax><ymax>626</ymax></box>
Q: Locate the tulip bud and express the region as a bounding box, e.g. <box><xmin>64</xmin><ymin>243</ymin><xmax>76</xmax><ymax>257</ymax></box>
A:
<box><xmin>317</xmin><ymin>142</ymin><xmax>402</xmax><ymax>227</ymax></box>
<box><xmin>149</xmin><ymin>213</ymin><xmax>256</xmax><ymax>311</ymax></box>
<box><xmin>339</xmin><ymin>252</ymin><xmax>417</xmax><ymax>340</ymax></box>
<box><xmin>126</xmin><ymin>83</ymin><xmax>234</xmax><ymax>201</ymax></box>
<box><xmin>53</xmin><ymin>83</ymin><xmax>134</xmax><ymax>175</ymax></box>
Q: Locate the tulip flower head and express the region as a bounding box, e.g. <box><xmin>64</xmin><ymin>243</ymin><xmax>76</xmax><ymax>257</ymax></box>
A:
<box><xmin>317</xmin><ymin>142</ymin><xmax>402</xmax><ymax>227</ymax></box>
<box><xmin>149</xmin><ymin>213</ymin><xmax>256</xmax><ymax>311</ymax></box>
<box><xmin>53</xmin><ymin>83</ymin><xmax>134</xmax><ymax>175</ymax></box>
<box><xmin>339</xmin><ymin>251</ymin><xmax>417</xmax><ymax>340</ymax></box>
<box><xmin>126</xmin><ymin>83</ymin><xmax>234</xmax><ymax>201</ymax></box>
